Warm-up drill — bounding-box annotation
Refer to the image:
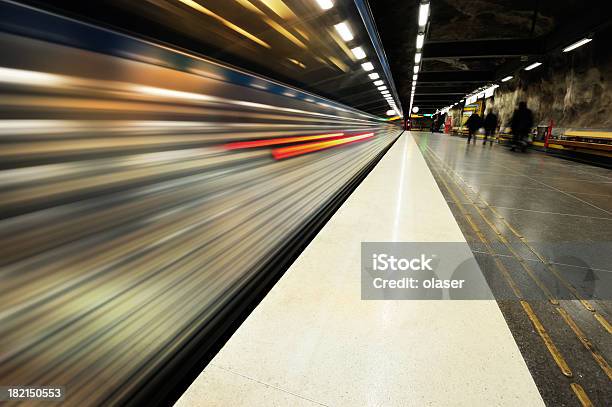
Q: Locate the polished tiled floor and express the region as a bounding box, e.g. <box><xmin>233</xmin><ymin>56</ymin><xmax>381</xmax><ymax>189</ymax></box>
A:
<box><xmin>414</xmin><ymin>132</ymin><xmax>612</xmax><ymax>406</ymax></box>
<box><xmin>176</xmin><ymin>133</ymin><xmax>544</xmax><ymax>406</ymax></box>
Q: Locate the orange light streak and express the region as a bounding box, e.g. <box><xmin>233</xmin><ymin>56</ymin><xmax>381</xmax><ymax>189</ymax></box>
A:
<box><xmin>225</xmin><ymin>133</ymin><xmax>344</xmax><ymax>150</ymax></box>
<box><xmin>272</xmin><ymin>132</ymin><xmax>375</xmax><ymax>160</ymax></box>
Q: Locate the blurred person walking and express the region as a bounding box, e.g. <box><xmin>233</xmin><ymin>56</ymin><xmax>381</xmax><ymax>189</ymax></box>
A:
<box><xmin>483</xmin><ymin>110</ymin><xmax>498</xmax><ymax>146</ymax></box>
<box><xmin>510</xmin><ymin>101</ymin><xmax>534</xmax><ymax>152</ymax></box>
<box><xmin>465</xmin><ymin>112</ymin><xmax>482</xmax><ymax>144</ymax></box>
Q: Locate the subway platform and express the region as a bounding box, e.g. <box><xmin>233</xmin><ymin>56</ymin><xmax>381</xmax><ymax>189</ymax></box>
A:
<box><xmin>178</xmin><ymin>131</ymin><xmax>612</xmax><ymax>406</ymax></box>
<box><xmin>414</xmin><ymin>132</ymin><xmax>612</xmax><ymax>406</ymax></box>
<box><xmin>176</xmin><ymin>132</ymin><xmax>546</xmax><ymax>406</ymax></box>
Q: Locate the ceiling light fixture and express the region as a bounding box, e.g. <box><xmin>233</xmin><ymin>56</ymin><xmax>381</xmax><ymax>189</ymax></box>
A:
<box><xmin>361</xmin><ymin>62</ymin><xmax>374</xmax><ymax>71</ymax></box>
<box><xmin>315</xmin><ymin>0</ymin><xmax>334</xmax><ymax>10</ymax></box>
<box><xmin>334</xmin><ymin>22</ymin><xmax>354</xmax><ymax>42</ymax></box>
<box><xmin>524</xmin><ymin>62</ymin><xmax>542</xmax><ymax>71</ymax></box>
<box><xmin>368</xmin><ymin>72</ymin><xmax>380</xmax><ymax>80</ymax></box>
<box><xmin>416</xmin><ymin>33</ymin><xmax>425</xmax><ymax>50</ymax></box>
<box><xmin>562</xmin><ymin>38</ymin><xmax>592</xmax><ymax>53</ymax></box>
<box><xmin>501</xmin><ymin>75</ymin><xmax>513</xmax><ymax>82</ymax></box>
<box><xmin>350</xmin><ymin>46</ymin><xmax>366</xmax><ymax>60</ymax></box>
<box><xmin>373</xmin><ymin>80</ymin><xmax>384</xmax><ymax>86</ymax></box>
<box><xmin>418</xmin><ymin>2</ymin><xmax>430</xmax><ymax>27</ymax></box>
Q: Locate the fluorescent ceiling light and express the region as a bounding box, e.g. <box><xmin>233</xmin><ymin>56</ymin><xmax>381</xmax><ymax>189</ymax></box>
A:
<box><xmin>413</xmin><ymin>74</ymin><xmax>418</xmax><ymax>81</ymax></box>
<box><xmin>416</xmin><ymin>33</ymin><xmax>425</xmax><ymax>49</ymax></box>
<box><xmin>315</xmin><ymin>0</ymin><xmax>334</xmax><ymax>10</ymax></box>
<box><xmin>378</xmin><ymin>85</ymin><xmax>388</xmax><ymax>90</ymax></box>
<box><xmin>418</xmin><ymin>3</ymin><xmax>430</xmax><ymax>26</ymax></box>
<box><xmin>562</xmin><ymin>38</ymin><xmax>592</xmax><ymax>53</ymax></box>
<box><xmin>334</xmin><ymin>22</ymin><xmax>354</xmax><ymax>41</ymax></box>
<box><xmin>368</xmin><ymin>72</ymin><xmax>380</xmax><ymax>80</ymax></box>
<box><xmin>413</xmin><ymin>65</ymin><xmax>419</xmax><ymax>74</ymax></box>
<box><xmin>524</xmin><ymin>62</ymin><xmax>542</xmax><ymax>71</ymax></box>
<box><xmin>414</xmin><ymin>52</ymin><xmax>422</xmax><ymax>63</ymax></box>
<box><xmin>373</xmin><ymin>80</ymin><xmax>384</xmax><ymax>86</ymax></box>
<box><xmin>501</xmin><ymin>75</ymin><xmax>513</xmax><ymax>82</ymax></box>
<box><xmin>361</xmin><ymin>62</ymin><xmax>374</xmax><ymax>71</ymax></box>
<box><xmin>351</xmin><ymin>46</ymin><xmax>366</xmax><ymax>60</ymax></box>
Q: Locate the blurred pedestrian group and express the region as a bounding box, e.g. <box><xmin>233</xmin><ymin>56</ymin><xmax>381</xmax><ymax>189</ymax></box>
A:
<box><xmin>465</xmin><ymin>111</ymin><xmax>499</xmax><ymax>145</ymax></box>
<box><xmin>463</xmin><ymin>101</ymin><xmax>533</xmax><ymax>152</ymax></box>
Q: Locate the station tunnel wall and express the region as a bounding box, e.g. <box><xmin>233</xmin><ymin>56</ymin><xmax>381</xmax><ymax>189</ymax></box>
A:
<box><xmin>488</xmin><ymin>28</ymin><xmax>612</xmax><ymax>130</ymax></box>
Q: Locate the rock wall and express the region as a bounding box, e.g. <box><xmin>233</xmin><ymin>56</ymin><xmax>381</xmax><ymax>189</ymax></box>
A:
<box><xmin>487</xmin><ymin>29</ymin><xmax>612</xmax><ymax>130</ymax></box>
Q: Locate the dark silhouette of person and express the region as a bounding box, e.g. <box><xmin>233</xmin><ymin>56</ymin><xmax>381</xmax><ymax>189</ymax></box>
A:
<box><xmin>483</xmin><ymin>110</ymin><xmax>498</xmax><ymax>146</ymax></box>
<box><xmin>510</xmin><ymin>101</ymin><xmax>534</xmax><ymax>152</ymax></box>
<box><xmin>465</xmin><ymin>112</ymin><xmax>482</xmax><ymax>144</ymax></box>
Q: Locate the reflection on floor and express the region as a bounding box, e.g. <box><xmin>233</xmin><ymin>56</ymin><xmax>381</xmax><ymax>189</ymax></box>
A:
<box><xmin>415</xmin><ymin>131</ymin><xmax>612</xmax><ymax>406</ymax></box>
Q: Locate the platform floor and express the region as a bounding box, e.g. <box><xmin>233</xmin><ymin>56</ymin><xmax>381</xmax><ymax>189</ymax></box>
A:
<box><xmin>414</xmin><ymin>132</ymin><xmax>612</xmax><ymax>406</ymax></box>
<box><xmin>176</xmin><ymin>132</ymin><xmax>544</xmax><ymax>406</ymax></box>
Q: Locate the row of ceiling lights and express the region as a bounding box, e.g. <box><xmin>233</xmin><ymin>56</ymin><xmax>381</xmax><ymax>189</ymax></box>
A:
<box><xmin>434</xmin><ymin>35</ymin><xmax>595</xmax><ymax>115</ymax></box>
<box><xmin>410</xmin><ymin>1</ymin><xmax>430</xmax><ymax>114</ymax></box>
<box><xmin>316</xmin><ymin>0</ymin><xmax>400</xmax><ymax>117</ymax></box>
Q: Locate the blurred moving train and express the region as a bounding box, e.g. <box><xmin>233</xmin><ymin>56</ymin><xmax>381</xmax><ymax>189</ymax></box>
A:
<box><xmin>0</xmin><ymin>1</ymin><xmax>402</xmax><ymax>405</ymax></box>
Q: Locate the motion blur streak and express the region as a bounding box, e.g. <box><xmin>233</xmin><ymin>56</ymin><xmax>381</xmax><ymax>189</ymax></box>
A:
<box><xmin>0</xmin><ymin>2</ymin><xmax>402</xmax><ymax>405</ymax></box>
<box><xmin>176</xmin><ymin>0</ymin><xmax>272</xmax><ymax>48</ymax></box>
<box><xmin>224</xmin><ymin>132</ymin><xmax>345</xmax><ymax>149</ymax></box>
<box><xmin>272</xmin><ymin>132</ymin><xmax>376</xmax><ymax>159</ymax></box>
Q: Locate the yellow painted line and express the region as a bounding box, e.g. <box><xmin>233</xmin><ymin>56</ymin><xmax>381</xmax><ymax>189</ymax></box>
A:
<box><xmin>532</xmin><ymin>141</ymin><xmax>565</xmax><ymax>150</ymax></box>
<box><xmin>594</xmin><ymin>313</ymin><xmax>612</xmax><ymax>335</ymax></box>
<box><xmin>424</xmin><ymin>147</ymin><xmax>580</xmax><ymax>379</ymax></box>
<box><xmin>557</xmin><ymin>308</ymin><xmax>612</xmax><ymax>381</ymax></box>
<box><xmin>488</xmin><ymin>206</ymin><xmax>523</xmax><ymax>237</ymax></box>
<box><xmin>470</xmin><ymin>200</ymin><xmax>559</xmax><ymax>305</ymax></box>
<box><xmin>425</xmin><ymin>146</ymin><xmax>558</xmax><ymax>304</ymax></box>
<box><xmin>526</xmin><ymin>246</ymin><xmax>596</xmax><ymax>313</ymax></box>
<box><xmin>570</xmin><ymin>383</ymin><xmax>594</xmax><ymax>407</ymax></box>
<box><xmin>423</xmin><ymin>149</ymin><xmax>524</xmax><ymax>299</ymax></box>
<box><xmin>521</xmin><ymin>301</ymin><xmax>573</xmax><ymax>377</ymax></box>
<box><xmin>426</xmin><ymin>147</ymin><xmax>600</xmax><ymax>315</ymax></box>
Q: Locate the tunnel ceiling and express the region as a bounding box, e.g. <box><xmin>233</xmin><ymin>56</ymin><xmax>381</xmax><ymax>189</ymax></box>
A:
<box><xmin>369</xmin><ymin>0</ymin><xmax>612</xmax><ymax>114</ymax></box>
<box><xmin>18</xmin><ymin>0</ymin><xmax>403</xmax><ymax>118</ymax></box>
